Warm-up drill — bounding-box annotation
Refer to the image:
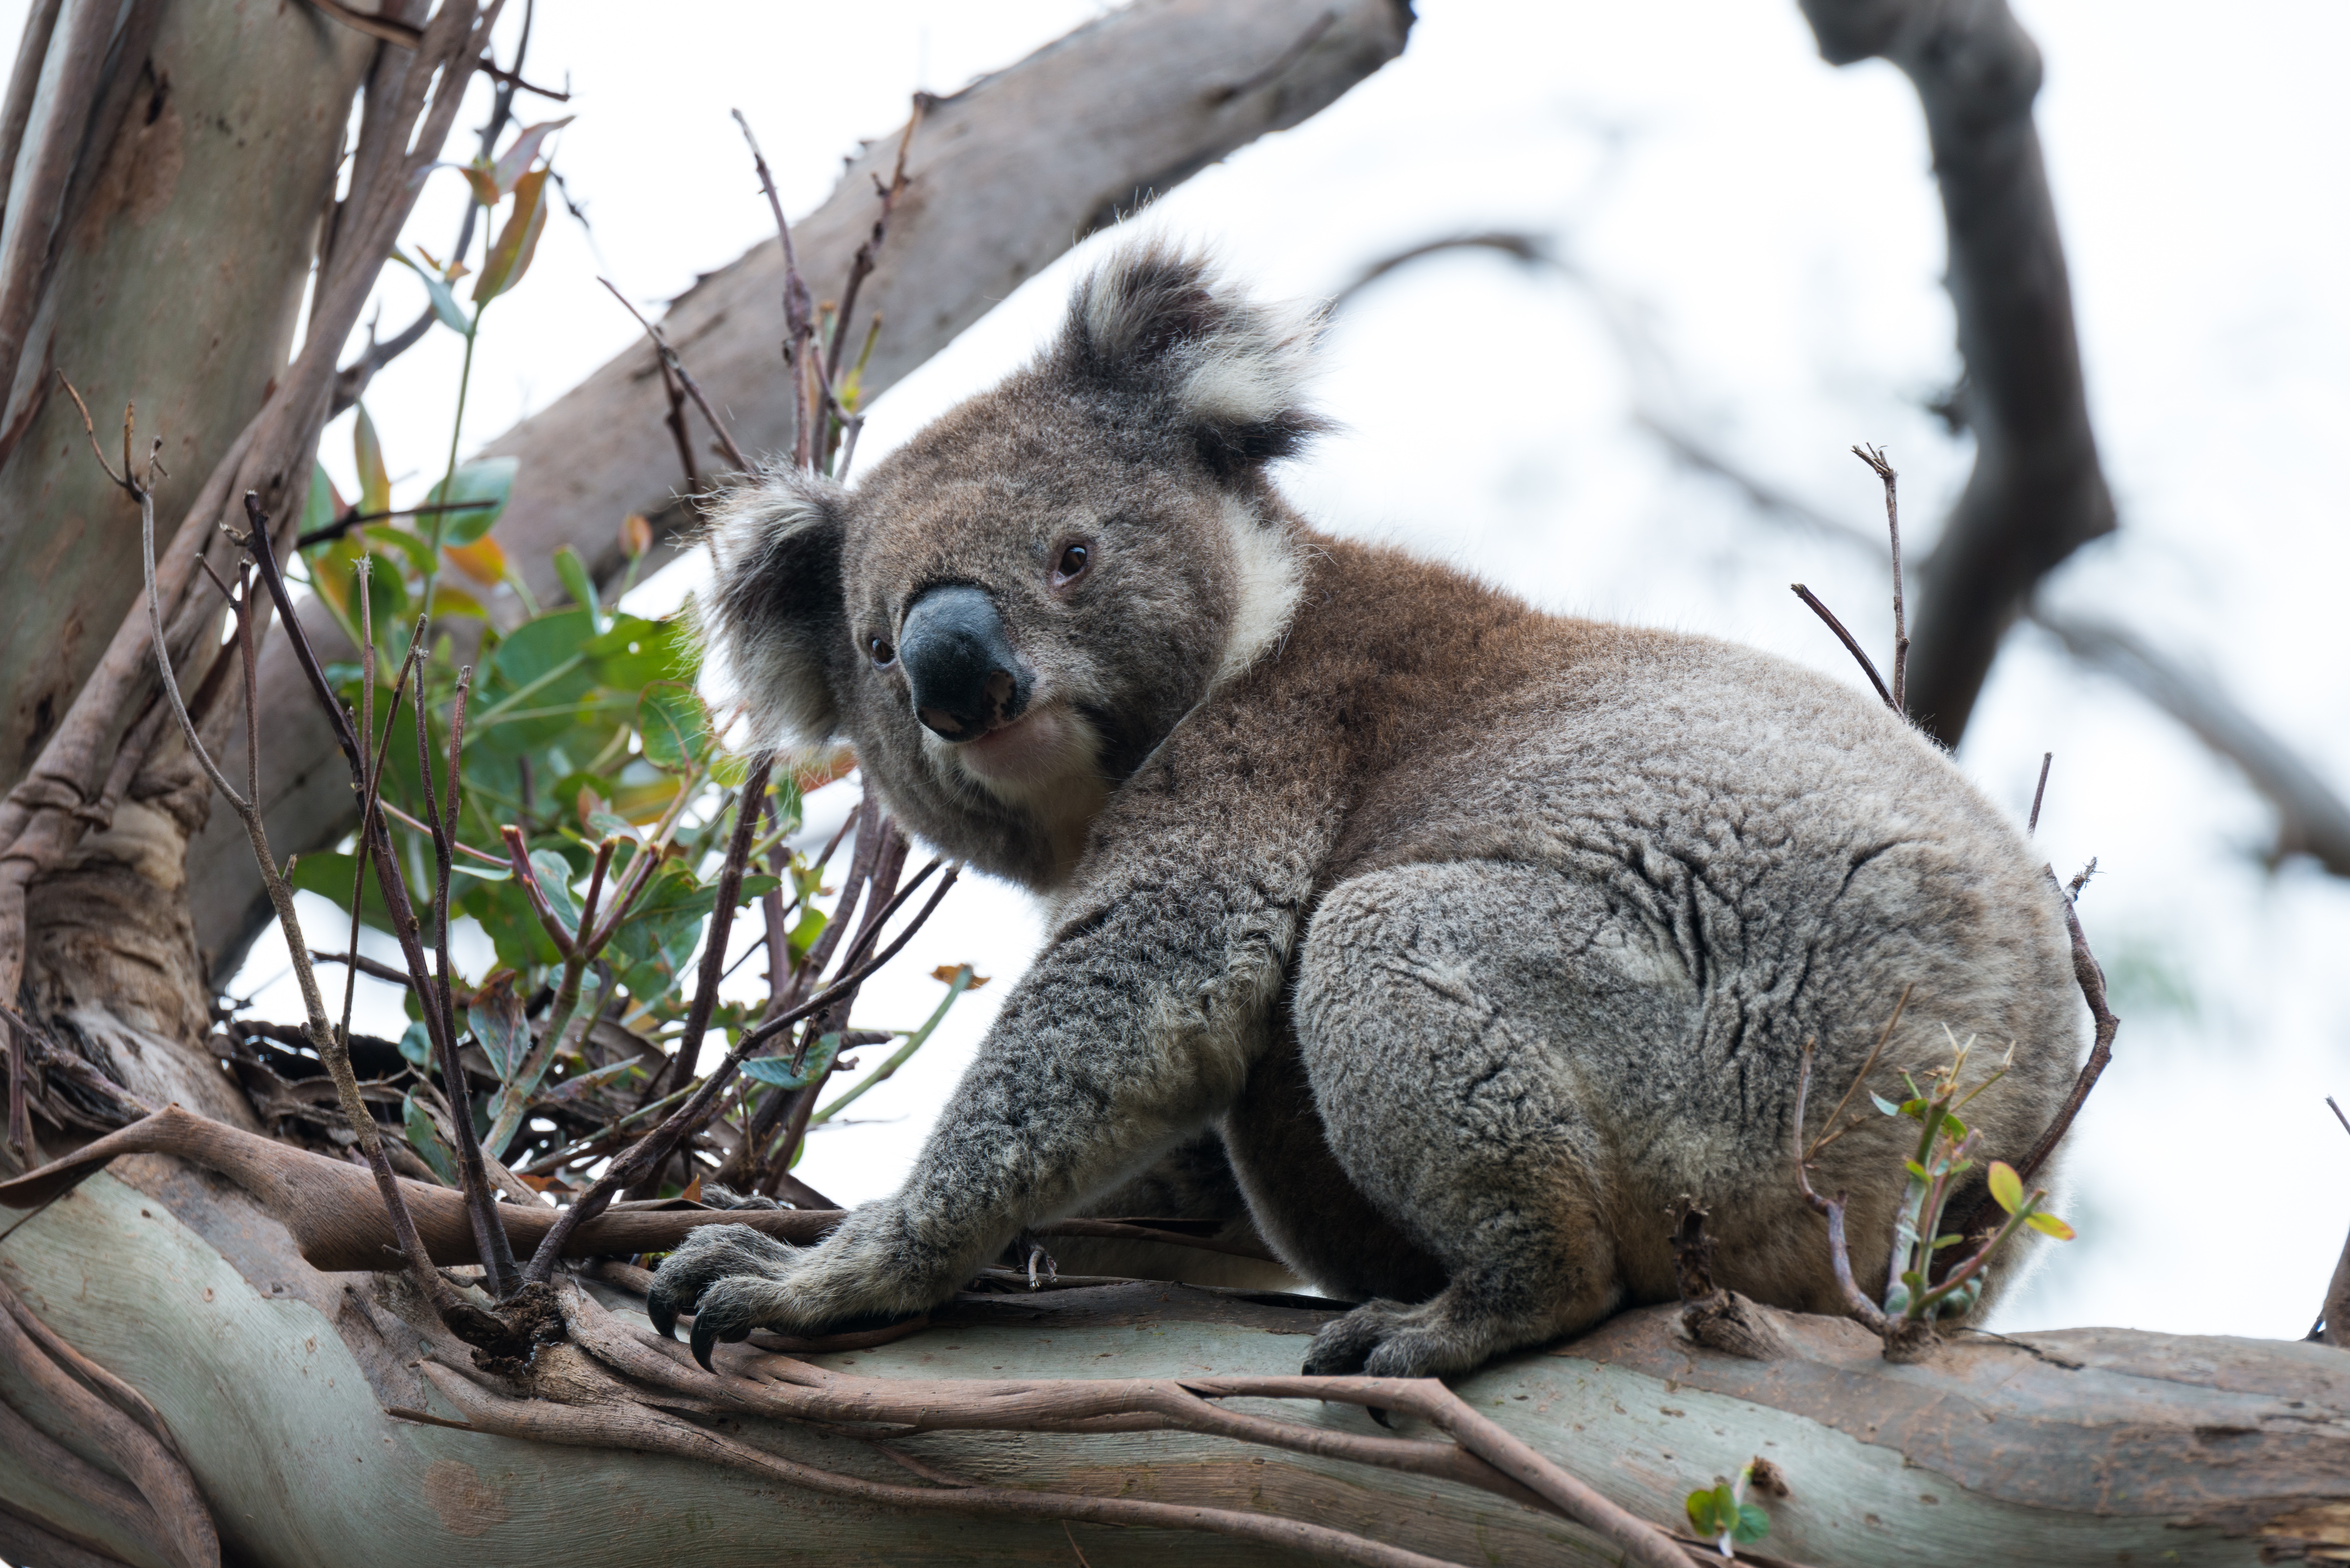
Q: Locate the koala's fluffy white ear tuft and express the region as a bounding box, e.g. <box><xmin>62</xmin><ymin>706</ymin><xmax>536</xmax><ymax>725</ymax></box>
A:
<box><xmin>699</xmin><ymin>467</ymin><xmax>850</xmax><ymax>751</ymax></box>
<box><xmin>1064</xmin><ymin>239</ymin><xmax>1327</xmax><ymax>477</ymax></box>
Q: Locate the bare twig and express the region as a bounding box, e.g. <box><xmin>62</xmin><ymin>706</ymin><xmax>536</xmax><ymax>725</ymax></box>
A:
<box><xmin>522</xmin><ymin>862</ymin><xmax>959</xmax><ymax>1283</ymax></box>
<box><xmin>1790</xmin><ymin>584</ymin><xmax>1895</xmax><ymax>711</ymax></box>
<box><xmin>239</xmin><ymin>492</ymin><xmax>520</xmax><ymax>1301</ymax></box>
<box><xmin>2028</xmin><ymin>751</ymin><xmax>2052</xmax><ymax>836</ymax></box>
<box><xmin>826</xmin><ymin>101</ymin><xmax>924</xmax><ymax>385</ymax></box>
<box><xmin>2009</xmin><ymin>871</ymin><xmax>2119</xmax><ymax>1185</ymax></box>
<box><xmin>597</xmin><ymin>279</ymin><xmax>751</xmax><ymax>474</ymax></box>
<box><xmin>1801</xmin><ymin>983</ymin><xmax>1912</xmax><ymax>1162</ymax></box>
<box><xmin>1791</xmin><ymin>1042</ymin><xmax>1904</xmax><ymax>1345</ymax></box>
<box><xmin>1852</xmin><ymin>444</ymin><xmax>1907</xmax><ymax>713</ymax></box>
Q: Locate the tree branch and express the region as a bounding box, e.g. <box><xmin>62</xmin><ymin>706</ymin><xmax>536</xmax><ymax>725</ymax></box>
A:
<box><xmin>1795</xmin><ymin>0</ymin><xmax>2113</xmax><ymax>745</ymax></box>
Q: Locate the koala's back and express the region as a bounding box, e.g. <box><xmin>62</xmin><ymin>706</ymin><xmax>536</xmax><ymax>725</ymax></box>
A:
<box><xmin>1221</xmin><ymin>537</ymin><xmax>2082</xmax><ymax>1315</ymax></box>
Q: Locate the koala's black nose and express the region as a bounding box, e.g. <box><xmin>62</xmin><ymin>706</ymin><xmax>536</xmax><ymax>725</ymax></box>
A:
<box><xmin>897</xmin><ymin>584</ymin><xmax>1032</xmax><ymax>741</ymax></box>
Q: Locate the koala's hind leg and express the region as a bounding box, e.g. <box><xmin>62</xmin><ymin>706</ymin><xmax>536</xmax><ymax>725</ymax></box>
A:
<box><xmin>1293</xmin><ymin>859</ymin><xmax>1649</xmax><ymax>1378</ymax></box>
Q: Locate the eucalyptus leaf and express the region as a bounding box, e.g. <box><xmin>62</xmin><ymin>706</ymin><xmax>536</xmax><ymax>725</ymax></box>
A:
<box><xmin>529</xmin><ymin>849</ymin><xmax>583</xmax><ymax>936</ymax></box>
<box><xmin>403</xmin><ymin>1093</ymin><xmax>457</xmax><ymax>1185</ymax></box>
<box><xmin>474</xmin><ymin>165</ymin><xmax>550</xmax><ymax>304</ymax></box>
<box><xmin>467</xmin><ymin>969</ymin><xmax>531</xmax><ymax>1081</ymax></box>
<box><xmin>637</xmin><ymin>682</ymin><xmax>709</xmax><ymax>772</ymax></box>
<box><xmin>1988</xmin><ymin>1159</ymin><xmax>2024</xmax><ymax>1214</ymax></box>
<box><xmin>393</xmin><ymin>248</ymin><xmax>471</xmax><ymax>334</ymax></box>
<box><xmin>740</xmin><ymin>1033</ymin><xmax>842</xmax><ymax>1091</ymax></box>
<box><xmin>554</xmin><ymin>543</ymin><xmax>600</xmax><ymax>622</ymax></box>
<box><xmin>421</xmin><ymin>456</ymin><xmax>517</xmax><ymax>546</ymax></box>
<box><xmin>354</xmin><ymin>405</ymin><xmax>390</xmax><ymax>517</ymax></box>
<box><xmin>397</xmin><ymin>1020</ymin><xmax>435</xmax><ymax>1069</ymax></box>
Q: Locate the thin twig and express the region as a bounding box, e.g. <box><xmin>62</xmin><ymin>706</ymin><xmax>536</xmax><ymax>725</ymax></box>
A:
<box><xmin>2010</xmin><ymin>871</ymin><xmax>2119</xmax><ymax>1185</ymax></box>
<box><xmin>1791</xmin><ymin>584</ymin><xmax>1895</xmax><ymax>711</ymax></box>
<box><xmin>2028</xmin><ymin>751</ymin><xmax>2052</xmax><ymax>836</ymax></box>
<box><xmin>1852</xmin><ymin>444</ymin><xmax>1907</xmax><ymax>713</ymax></box>
<box><xmin>522</xmin><ymin>862</ymin><xmax>958</xmax><ymax>1282</ymax></box>
<box><xmin>2330</xmin><ymin>1097</ymin><xmax>2350</xmax><ymax>1140</ymax></box>
<box><xmin>596</xmin><ymin>279</ymin><xmax>750</xmax><ymax>474</ymax></box>
<box><xmin>1801</xmin><ymin>982</ymin><xmax>1913</xmax><ymax>1162</ymax></box>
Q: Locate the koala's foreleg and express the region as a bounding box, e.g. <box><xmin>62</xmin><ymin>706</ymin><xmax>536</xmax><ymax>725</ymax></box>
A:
<box><xmin>648</xmin><ymin>855</ymin><xmax>1305</xmax><ymax>1364</ymax></box>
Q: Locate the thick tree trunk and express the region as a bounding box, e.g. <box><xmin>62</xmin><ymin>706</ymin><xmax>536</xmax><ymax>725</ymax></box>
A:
<box><xmin>184</xmin><ymin>0</ymin><xmax>1417</xmax><ymax>987</ymax></box>
<box><xmin>2</xmin><ymin>1158</ymin><xmax>2346</xmax><ymax>1567</ymax></box>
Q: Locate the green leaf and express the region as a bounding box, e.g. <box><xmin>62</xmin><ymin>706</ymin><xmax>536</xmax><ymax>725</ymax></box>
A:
<box><xmin>529</xmin><ymin>849</ymin><xmax>583</xmax><ymax>937</ymax></box>
<box><xmin>584</xmin><ymin>614</ymin><xmax>697</xmax><ymax>689</ymax></box>
<box><xmin>2026</xmin><ymin>1211</ymin><xmax>2076</xmax><ymax>1241</ymax></box>
<box><xmin>403</xmin><ymin>1093</ymin><xmax>457</xmax><ymax>1185</ymax></box>
<box><xmin>586</xmin><ymin>810</ymin><xmax>641</xmax><ymax>844</ymax></box>
<box><xmin>397</xmin><ymin>1020</ymin><xmax>435</xmax><ymax>1069</ymax></box>
<box><xmin>740</xmin><ymin>1034</ymin><xmax>844</xmax><ymax>1090</ymax></box>
<box><xmin>421</xmin><ymin>456</ymin><xmax>517</xmax><ymax>546</ymax></box>
<box><xmin>365</xmin><ymin>523</ymin><xmax>438</xmax><ymax>582</ymax></box>
<box><xmin>474</xmin><ymin>165</ymin><xmax>550</xmax><ymax>304</ymax></box>
<box><xmin>1870</xmin><ymin>1091</ymin><xmax>1902</xmax><ymax>1116</ymax></box>
<box><xmin>1988</xmin><ymin>1159</ymin><xmax>2024</xmax><ymax>1215</ymax></box>
<box><xmin>459</xmin><ymin>875</ymin><xmax>564</xmax><ymax>972</ymax></box>
<box><xmin>786</xmin><ymin>906</ymin><xmax>828</xmax><ymax>961</ymax></box>
<box><xmin>1684</xmin><ymin>1489</ymin><xmax>1720</xmax><ymax>1536</ymax></box>
<box><xmin>467</xmin><ymin>969</ymin><xmax>531</xmax><ymax>1081</ymax></box>
<box><xmin>301</xmin><ymin>463</ymin><xmax>341</xmax><ymax>540</ymax></box>
<box><xmin>637</xmin><ymin>682</ymin><xmax>709</xmax><ymax>772</ymax></box>
<box><xmin>392</xmin><ymin>248</ymin><xmax>471</xmax><ymax>334</ymax></box>
<box><xmin>1904</xmin><ymin>1159</ymin><xmax>1931</xmax><ymax>1182</ymax></box>
<box><xmin>354</xmin><ymin>404</ymin><xmax>391</xmax><ymax>518</ymax></box>
<box><xmin>1733</xmin><ymin>1502</ymin><xmax>1771</xmax><ymax>1543</ymax></box>
<box><xmin>554</xmin><ymin>544</ymin><xmax>600</xmax><ymax>622</ymax></box>
<box><xmin>491</xmin><ymin>116</ymin><xmax>574</xmax><ymax>193</ymax></box>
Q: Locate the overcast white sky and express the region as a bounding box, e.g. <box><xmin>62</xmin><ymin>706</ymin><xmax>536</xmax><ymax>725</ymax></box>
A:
<box><xmin>74</xmin><ymin>0</ymin><xmax>2347</xmax><ymax>1340</ymax></box>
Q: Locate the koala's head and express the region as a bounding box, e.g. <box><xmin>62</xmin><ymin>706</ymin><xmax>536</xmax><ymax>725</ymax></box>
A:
<box><xmin>701</xmin><ymin>241</ymin><xmax>1324</xmax><ymax>889</ymax></box>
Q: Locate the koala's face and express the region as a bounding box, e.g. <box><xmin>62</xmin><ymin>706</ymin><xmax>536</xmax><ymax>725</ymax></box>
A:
<box><xmin>702</xmin><ymin>242</ymin><xmax>1321</xmax><ymax>888</ymax></box>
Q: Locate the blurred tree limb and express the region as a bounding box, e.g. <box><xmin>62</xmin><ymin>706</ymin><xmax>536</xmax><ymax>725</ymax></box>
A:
<box><xmin>1796</xmin><ymin>0</ymin><xmax>2113</xmax><ymax>746</ymax></box>
<box><xmin>188</xmin><ymin>0</ymin><xmax>1414</xmax><ymax>985</ymax></box>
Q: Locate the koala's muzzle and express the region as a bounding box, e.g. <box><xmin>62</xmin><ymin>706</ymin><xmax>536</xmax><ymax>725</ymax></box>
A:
<box><xmin>898</xmin><ymin>584</ymin><xmax>1033</xmax><ymax>741</ymax></box>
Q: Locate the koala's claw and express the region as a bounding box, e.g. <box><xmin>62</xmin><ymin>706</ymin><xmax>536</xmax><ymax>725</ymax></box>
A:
<box><xmin>645</xmin><ymin>1222</ymin><xmax>799</xmax><ymax>1346</ymax></box>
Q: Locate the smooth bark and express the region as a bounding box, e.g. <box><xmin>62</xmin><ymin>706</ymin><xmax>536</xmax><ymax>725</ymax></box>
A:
<box><xmin>2</xmin><ymin>1159</ymin><xmax>2346</xmax><ymax>1568</ymax></box>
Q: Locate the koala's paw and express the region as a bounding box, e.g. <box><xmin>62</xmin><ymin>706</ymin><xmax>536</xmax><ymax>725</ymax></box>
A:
<box><xmin>646</xmin><ymin>1211</ymin><xmax>948</xmax><ymax>1371</ymax></box>
<box><xmin>646</xmin><ymin>1224</ymin><xmax>800</xmax><ymax>1361</ymax></box>
<box><xmin>1301</xmin><ymin>1298</ymin><xmax>1491</xmax><ymax>1381</ymax></box>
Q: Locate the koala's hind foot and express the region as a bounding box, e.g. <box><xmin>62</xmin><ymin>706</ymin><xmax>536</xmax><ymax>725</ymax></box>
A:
<box><xmin>1293</xmin><ymin>861</ymin><xmax>1640</xmax><ymax>1376</ymax></box>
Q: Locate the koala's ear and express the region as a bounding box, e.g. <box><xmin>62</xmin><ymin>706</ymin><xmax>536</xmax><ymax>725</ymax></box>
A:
<box><xmin>700</xmin><ymin>467</ymin><xmax>850</xmax><ymax>749</ymax></box>
<box><xmin>1061</xmin><ymin>239</ymin><xmax>1327</xmax><ymax>478</ymax></box>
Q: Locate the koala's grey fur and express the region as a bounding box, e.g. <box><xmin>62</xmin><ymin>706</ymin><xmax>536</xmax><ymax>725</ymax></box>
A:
<box><xmin>659</xmin><ymin>239</ymin><xmax>2086</xmax><ymax>1377</ymax></box>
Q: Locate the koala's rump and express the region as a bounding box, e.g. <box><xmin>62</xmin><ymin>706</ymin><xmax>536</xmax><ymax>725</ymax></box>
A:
<box><xmin>1238</xmin><ymin>627</ymin><xmax>2082</xmax><ymax>1313</ymax></box>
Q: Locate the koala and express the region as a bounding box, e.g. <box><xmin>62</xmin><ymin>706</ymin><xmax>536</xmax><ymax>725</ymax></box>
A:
<box><xmin>650</xmin><ymin>239</ymin><xmax>2087</xmax><ymax>1378</ymax></box>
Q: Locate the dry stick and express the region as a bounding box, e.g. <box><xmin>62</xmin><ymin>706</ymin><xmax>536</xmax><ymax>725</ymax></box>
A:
<box><xmin>99</xmin><ymin>415</ymin><xmax>455</xmax><ymax>1315</ymax></box>
<box><xmin>238</xmin><ymin>493</ymin><xmax>519</xmax><ymax>1298</ymax></box>
<box><xmin>597</xmin><ymin>279</ymin><xmax>751</xmax><ymax>474</ymax></box>
<box><xmin>522</xmin><ymin>862</ymin><xmax>957</xmax><ymax>1283</ymax></box>
<box><xmin>1800</xmin><ymin>981</ymin><xmax>1913</xmax><ymax>1163</ymax></box>
<box><xmin>1790</xmin><ymin>584</ymin><xmax>1895</xmax><ymax>711</ymax></box>
<box><xmin>2028</xmin><ymin>750</ymin><xmax>2053</xmax><ymax>836</ymax></box>
<box><xmin>825</xmin><ymin>100</ymin><xmax>923</xmax><ymax>385</ymax></box>
<box><xmin>337</xmin><ymin>637</ymin><xmax>418</xmax><ymax>1063</ymax></box>
<box><xmin>1852</xmin><ymin>443</ymin><xmax>1907</xmax><ymax>713</ymax></box>
<box><xmin>421</xmin><ymin>1362</ymin><xmax>1471</xmax><ymax>1568</ymax></box>
<box><xmin>2009</xmin><ymin>875</ymin><xmax>2120</xmax><ymax>1185</ymax></box>
<box><xmin>1790</xmin><ymin>1042</ymin><xmax>1897</xmax><ymax>1337</ymax></box>
<box><xmin>551</xmin><ymin>1287</ymin><xmax>1692</xmax><ymax>1568</ymax></box>
<box><xmin>612</xmin><ymin>752</ymin><xmax>773</xmax><ymax>1196</ymax></box>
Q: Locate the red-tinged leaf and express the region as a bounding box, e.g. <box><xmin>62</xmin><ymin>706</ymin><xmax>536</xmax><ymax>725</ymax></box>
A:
<box><xmin>474</xmin><ymin>167</ymin><xmax>550</xmax><ymax>304</ymax></box>
<box><xmin>2026</xmin><ymin>1211</ymin><xmax>2076</xmax><ymax>1241</ymax></box>
<box><xmin>1988</xmin><ymin>1159</ymin><xmax>2024</xmax><ymax>1214</ymax></box>
<box><xmin>930</xmin><ymin>964</ymin><xmax>992</xmax><ymax>989</ymax></box>
<box><xmin>491</xmin><ymin>116</ymin><xmax>574</xmax><ymax>194</ymax></box>
<box><xmin>679</xmin><ymin>1173</ymin><xmax>703</xmax><ymax>1205</ymax></box>
<box><xmin>460</xmin><ymin>159</ymin><xmax>499</xmax><ymax>207</ymax></box>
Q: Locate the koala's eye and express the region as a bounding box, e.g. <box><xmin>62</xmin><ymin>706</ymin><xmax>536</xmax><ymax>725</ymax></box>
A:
<box><xmin>869</xmin><ymin>637</ymin><xmax>895</xmax><ymax>668</ymax></box>
<box><xmin>1052</xmin><ymin>543</ymin><xmax>1090</xmax><ymax>586</ymax></box>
